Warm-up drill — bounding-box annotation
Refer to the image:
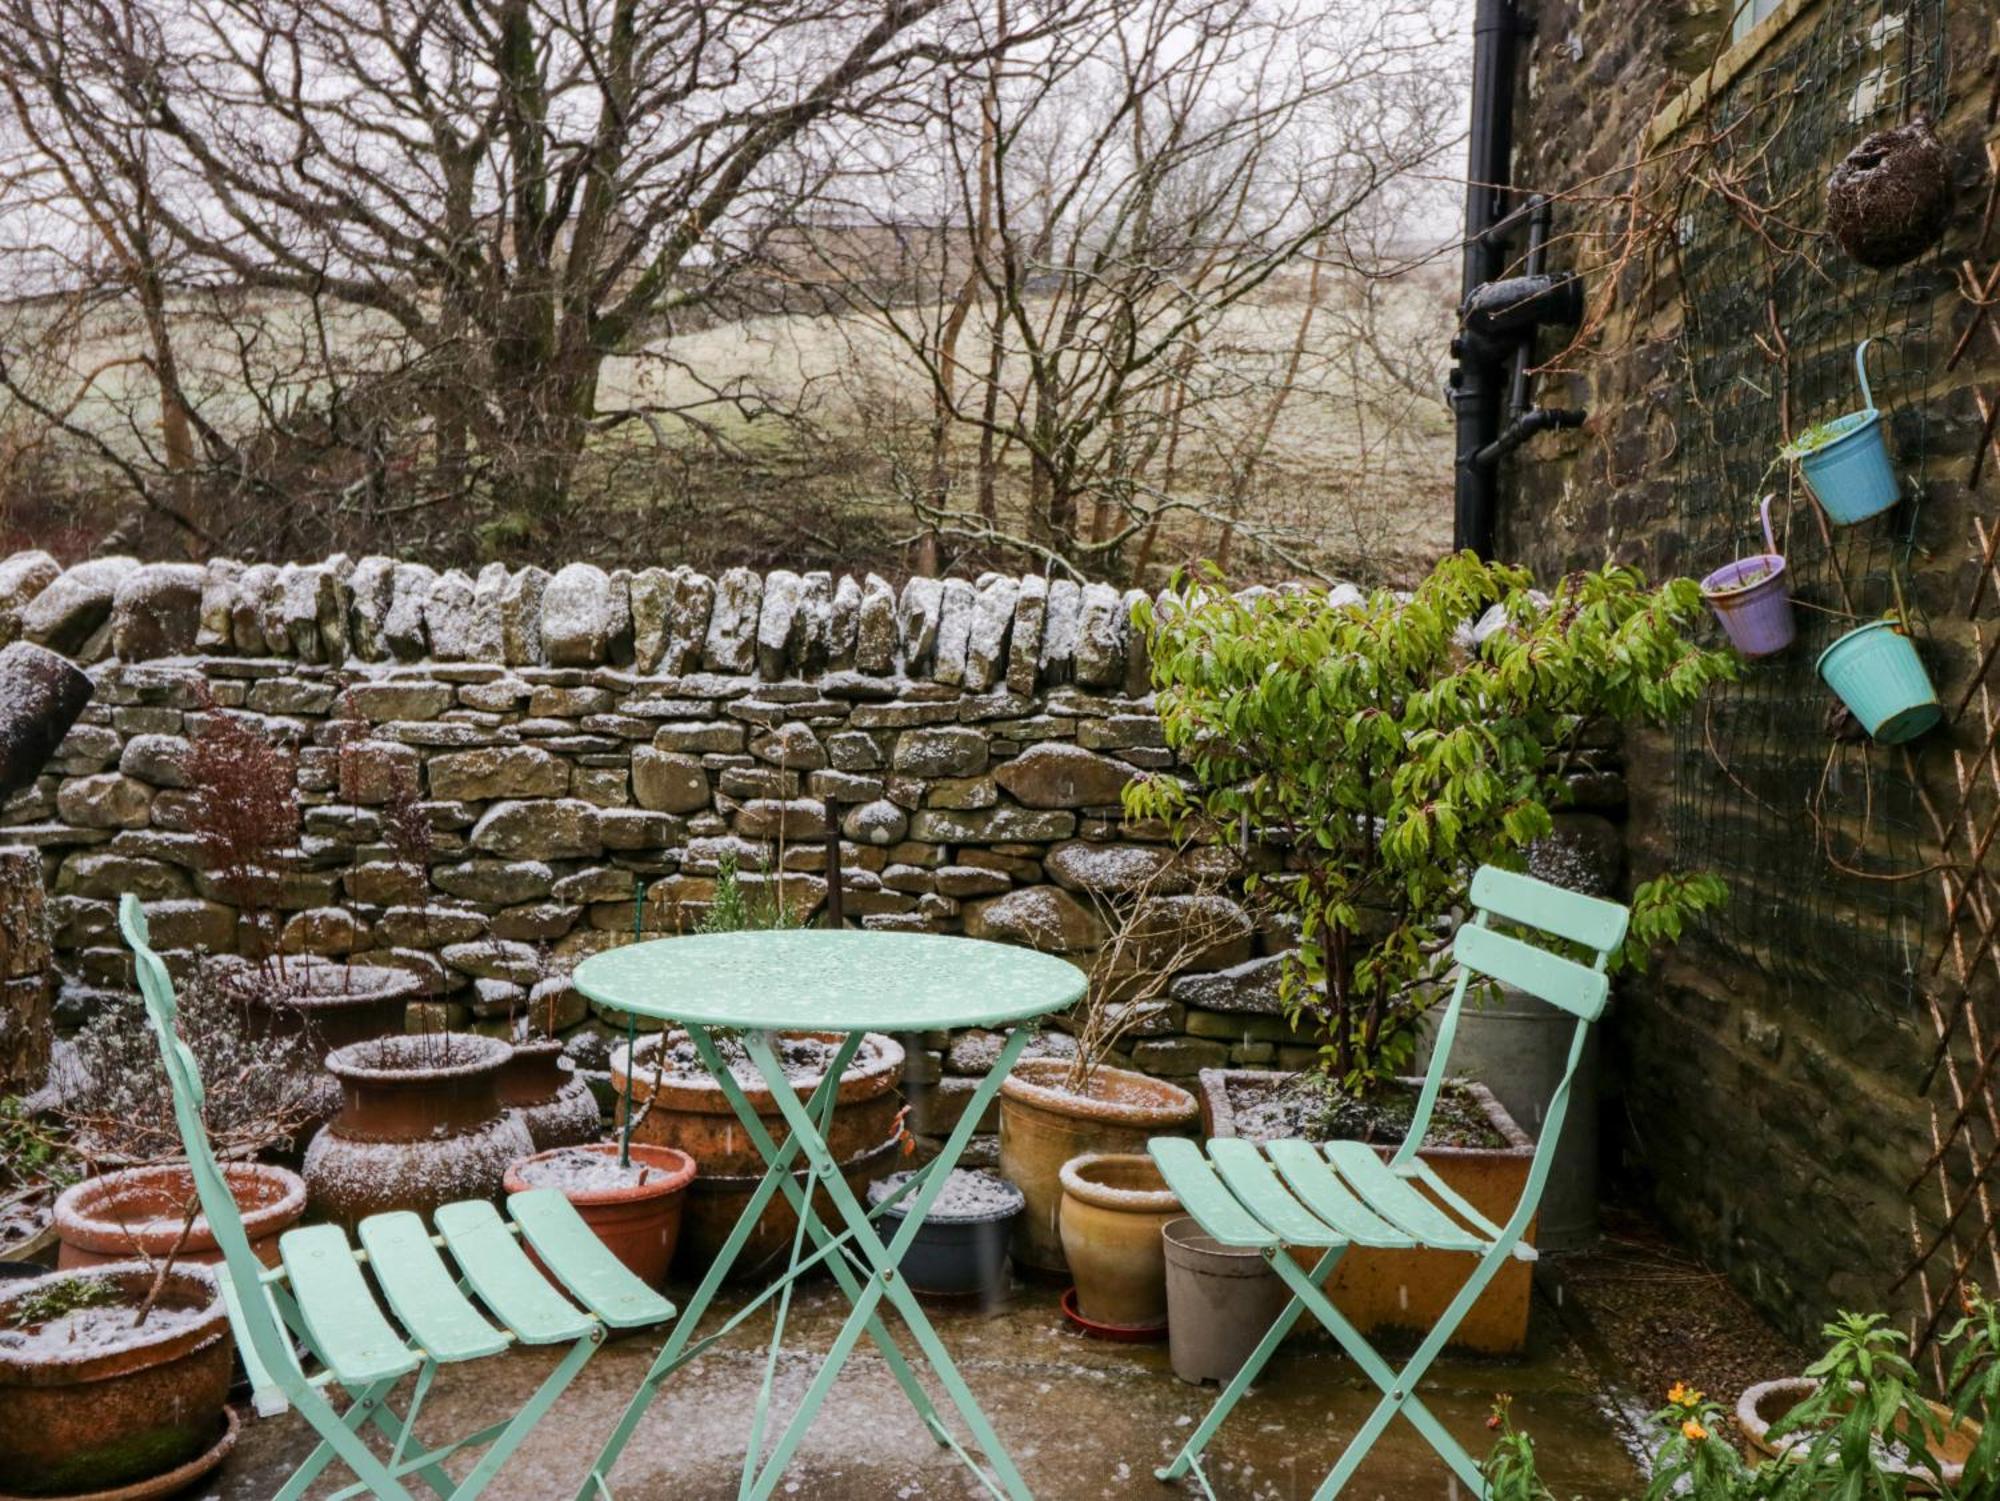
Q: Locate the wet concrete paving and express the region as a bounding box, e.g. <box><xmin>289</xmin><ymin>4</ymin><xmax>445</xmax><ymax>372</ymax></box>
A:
<box><xmin>213</xmin><ymin>1278</ymin><xmax>1642</xmax><ymax>1499</ymax></box>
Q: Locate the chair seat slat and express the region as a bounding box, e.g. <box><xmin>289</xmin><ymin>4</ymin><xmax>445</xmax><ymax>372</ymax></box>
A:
<box><xmin>1207</xmin><ymin>1139</ymin><xmax>1343</xmax><ymax>1245</ymax></box>
<box><xmin>1264</xmin><ymin>1140</ymin><xmax>1410</xmax><ymax>1248</ymax></box>
<box><xmin>278</xmin><ymin>1225</ymin><xmax>422</xmax><ymax>1386</ymax></box>
<box><xmin>1320</xmin><ymin>1143</ymin><xmax>1486</xmax><ymax>1252</ymax></box>
<box><xmin>357</xmin><ymin>1211</ymin><xmax>510</xmax><ymax>1362</ymax></box>
<box><xmin>1147</xmin><ymin>1137</ymin><xmax>1278</xmax><ymax>1248</ymax></box>
<box><xmin>435</xmin><ymin>1199</ymin><xmax>594</xmax><ymax>1345</ymax></box>
<box><xmin>507</xmin><ymin>1191</ymin><xmax>676</xmax><ymax>1330</ymax></box>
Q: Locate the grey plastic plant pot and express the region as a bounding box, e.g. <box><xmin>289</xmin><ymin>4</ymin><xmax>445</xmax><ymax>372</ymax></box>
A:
<box><xmin>868</xmin><ymin>1170</ymin><xmax>1024</xmax><ymax>1298</ymax></box>
<box><xmin>1162</xmin><ymin>1217</ymin><xmax>1290</xmax><ymax>1385</ymax></box>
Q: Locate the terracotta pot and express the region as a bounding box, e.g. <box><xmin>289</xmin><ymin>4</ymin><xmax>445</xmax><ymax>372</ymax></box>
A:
<box><xmin>1737</xmin><ymin>1378</ymin><xmax>1980</xmax><ymax>1493</ymax></box>
<box><xmin>1197</xmin><ymin>1068</ymin><xmax>1535</xmax><ymax>1355</ymax></box>
<box><xmin>505</xmin><ymin>1143</ymin><xmax>696</xmax><ymax>1289</ymax></box>
<box><xmin>54</xmin><ymin>1162</ymin><xmax>305</xmax><ymax>1270</ymax></box>
<box><xmin>500</xmin><ymin>1038</ymin><xmax>604</xmax><ymax>1151</ymax></box>
<box><xmin>610</xmin><ymin>1031</ymin><xmax>904</xmax><ymax>1278</ymax></box>
<box><xmin>998</xmin><ymin>1059</ymin><xmax>1199</xmax><ymax>1275</ymax></box>
<box><xmin>1058</xmin><ymin>1152</ymin><xmax>1181</xmax><ymax>1330</ymax></box>
<box><xmin>304</xmin><ymin>1033</ymin><xmax>531</xmax><ymax>1229</ymax></box>
<box><xmin>231</xmin><ymin>956</ymin><xmax>424</xmax><ymax>1057</ymax></box>
<box><xmin>0</xmin><ymin>1262</ymin><xmax>231</xmax><ymax>1496</ymax></box>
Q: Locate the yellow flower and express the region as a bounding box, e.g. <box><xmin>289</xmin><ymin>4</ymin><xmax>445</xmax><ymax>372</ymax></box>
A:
<box><xmin>1682</xmin><ymin>1419</ymin><xmax>1709</xmax><ymax>1443</ymax></box>
<box><xmin>1667</xmin><ymin>1382</ymin><xmax>1703</xmax><ymax>1406</ymax></box>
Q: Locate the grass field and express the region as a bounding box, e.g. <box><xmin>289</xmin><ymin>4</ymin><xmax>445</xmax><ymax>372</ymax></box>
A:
<box><xmin>0</xmin><ymin>263</ymin><xmax>1457</xmax><ymax>587</ymax></box>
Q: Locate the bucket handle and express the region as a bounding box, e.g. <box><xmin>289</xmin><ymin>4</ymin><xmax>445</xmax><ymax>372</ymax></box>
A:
<box><xmin>1854</xmin><ymin>338</ymin><xmax>1877</xmax><ymax>413</ymax></box>
<box><xmin>1759</xmin><ymin>493</ymin><xmax>1779</xmax><ymax>558</ymax></box>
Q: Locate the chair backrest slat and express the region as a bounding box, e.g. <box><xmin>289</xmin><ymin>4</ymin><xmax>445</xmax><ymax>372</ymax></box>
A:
<box><xmin>1395</xmin><ymin>864</ymin><xmax>1629</xmax><ymax>1171</ymax></box>
<box><xmin>117</xmin><ymin>895</ymin><xmax>303</xmax><ymax>1401</ymax></box>
<box><xmin>1468</xmin><ymin>866</ymin><xmax>1630</xmax><ymax>954</ymax></box>
<box><xmin>1452</xmin><ymin>924</ymin><xmax>1609</xmax><ymax>1022</ymax></box>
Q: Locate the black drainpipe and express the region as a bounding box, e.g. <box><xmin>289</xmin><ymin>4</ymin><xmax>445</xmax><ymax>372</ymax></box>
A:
<box><xmin>1452</xmin><ymin>0</ymin><xmax>1523</xmax><ymax>559</ymax></box>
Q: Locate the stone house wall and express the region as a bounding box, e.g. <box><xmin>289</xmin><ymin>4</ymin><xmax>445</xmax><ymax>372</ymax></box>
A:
<box><xmin>1497</xmin><ymin>0</ymin><xmax>1997</xmax><ymax>1339</ymax></box>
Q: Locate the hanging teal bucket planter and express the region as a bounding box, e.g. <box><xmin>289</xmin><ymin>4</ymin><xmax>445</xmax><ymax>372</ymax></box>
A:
<box><xmin>1816</xmin><ymin>619</ymin><xmax>1940</xmax><ymax>744</ymax></box>
<box><xmin>1785</xmin><ymin>339</ymin><xmax>1900</xmax><ymax>525</ymax></box>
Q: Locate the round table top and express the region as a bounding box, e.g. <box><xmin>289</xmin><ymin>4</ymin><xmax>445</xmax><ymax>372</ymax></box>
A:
<box><xmin>571</xmin><ymin>929</ymin><xmax>1088</xmax><ymax>1032</ymax></box>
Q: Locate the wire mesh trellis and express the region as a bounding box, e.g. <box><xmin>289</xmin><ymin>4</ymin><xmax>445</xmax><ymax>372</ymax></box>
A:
<box><xmin>1669</xmin><ymin>0</ymin><xmax>1948</xmax><ymax>1003</ymax></box>
<box><xmin>1664</xmin><ymin>0</ymin><xmax>2000</xmax><ymax>1355</ymax></box>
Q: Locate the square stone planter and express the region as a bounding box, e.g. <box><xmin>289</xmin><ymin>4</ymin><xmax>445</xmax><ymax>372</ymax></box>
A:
<box><xmin>1196</xmin><ymin>1067</ymin><xmax>1535</xmax><ymax>1355</ymax></box>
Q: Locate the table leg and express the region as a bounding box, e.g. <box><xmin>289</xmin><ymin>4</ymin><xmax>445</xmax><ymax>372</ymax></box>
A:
<box><xmin>736</xmin><ymin>1024</ymin><xmax>1037</xmax><ymax>1501</ymax></box>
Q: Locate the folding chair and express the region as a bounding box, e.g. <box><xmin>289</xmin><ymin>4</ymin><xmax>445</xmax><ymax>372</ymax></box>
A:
<box><xmin>117</xmin><ymin>893</ymin><xmax>678</xmax><ymax>1501</ymax></box>
<box><xmin>1149</xmin><ymin>865</ymin><xmax>1629</xmax><ymax>1500</ymax></box>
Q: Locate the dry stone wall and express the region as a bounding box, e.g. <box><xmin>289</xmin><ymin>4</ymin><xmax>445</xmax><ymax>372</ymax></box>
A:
<box><xmin>0</xmin><ymin>551</ymin><xmax>1326</xmax><ymax>1143</ymax></box>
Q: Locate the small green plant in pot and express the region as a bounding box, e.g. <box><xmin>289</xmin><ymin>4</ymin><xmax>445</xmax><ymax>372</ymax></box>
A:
<box><xmin>1129</xmin><ymin>552</ymin><xmax>1734</xmax><ymax>1105</ymax></box>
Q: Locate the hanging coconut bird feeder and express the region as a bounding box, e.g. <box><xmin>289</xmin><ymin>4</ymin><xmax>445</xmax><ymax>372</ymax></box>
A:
<box><xmin>1825</xmin><ymin>116</ymin><xmax>1954</xmax><ymax>270</ymax></box>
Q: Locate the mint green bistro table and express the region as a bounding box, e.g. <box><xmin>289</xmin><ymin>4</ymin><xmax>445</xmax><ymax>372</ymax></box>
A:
<box><xmin>571</xmin><ymin>929</ymin><xmax>1085</xmax><ymax>1501</ymax></box>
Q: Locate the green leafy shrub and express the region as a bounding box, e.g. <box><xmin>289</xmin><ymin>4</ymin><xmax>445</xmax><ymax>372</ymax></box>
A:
<box><xmin>1129</xmin><ymin>552</ymin><xmax>1734</xmax><ymax>1091</ymax></box>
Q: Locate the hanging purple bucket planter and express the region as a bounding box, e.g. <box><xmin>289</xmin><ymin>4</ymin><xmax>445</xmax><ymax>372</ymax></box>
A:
<box><xmin>1700</xmin><ymin>496</ymin><xmax>1795</xmax><ymax>657</ymax></box>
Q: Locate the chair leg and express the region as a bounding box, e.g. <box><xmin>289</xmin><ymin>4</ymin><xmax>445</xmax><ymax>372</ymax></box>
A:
<box><xmin>1264</xmin><ymin>1247</ymin><xmax>1508</xmax><ymax>1501</ymax></box>
<box><xmin>445</xmin><ymin>1327</ymin><xmax>604</xmax><ymax>1500</ymax></box>
<box><xmin>1155</xmin><ymin>1247</ymin><xmax>1344</xmax><ymax>1483</ymax></box>
<box><xmin>272</xmin><ymin>1378</ymin><xmax>423</xmax><ymax>1501</ymax></box>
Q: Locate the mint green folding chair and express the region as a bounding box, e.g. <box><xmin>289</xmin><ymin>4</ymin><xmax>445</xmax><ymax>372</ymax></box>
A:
<box><xmin>1149</xmin><ymin>866</ymin><xmax>1629</xmax><ymax>1500</ymax></box>
<box><xmin>118</xmin><ymin>893</ymin><xmax>677</xmax><ymax>1501</ymax></box>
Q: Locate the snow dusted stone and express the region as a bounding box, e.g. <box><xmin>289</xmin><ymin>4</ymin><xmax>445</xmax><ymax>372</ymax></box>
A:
<box><xmin>1122</xmin><ymin>588</ymin><xmax>1153</xmax><ymax>696</ymax></box>
<box><xmin>963</xmin><ymin>885</ymin><xmax>1105</xmax><ymax>953</ymax></box>
<box><xmin>257</xmin><ymin>565</ymin><xmax>294</xmax><ymax>657</ymax></box>
<box><xmin>752</xmin><ymin>722</ymin><xmax>825</xmax><ymax>770</ymax></box>
<box><xmin>424</xmin><ymin>568</ymin><xmax>476</xmax><ymax>661</ymax></box>
<box><xmin>229</xmin><ymin>562</ymin><xmax>276</xmax><ymax>653</ymax></box>
<box><xmin>119</xmin><ymin>733</ymin><xmax>192</xmax><ymax>788</ymax></box>
<box><xmin>441</xmin><ymin>939</ymin><xmax>541</xmax><ymax>983</ymax></box>
<box><xmin>756</xmin><ymin>569</ymin><xmax>803</xmax><ymax>679</ymax></box>
<box><xmin>628</xmin><ymin>567</ymin><xmax>675</xmax><ymax>673</ymax></box>
<box><xmin>384</xmin><ymin>563</ymin><xmax>435</xmax><ymax>660</ymax></box>
<box><xmin>855</xmin><ymin>574</ymin><xmax>898</xmax><ymax>673</ymax></box>
<box><xmin>429</xmin><ymin>746</ymin><xmax>569</xmax><ymax>801</ymax></box>
<box><xmin>109</xmin><ymin>563</ymin><xmax>205</xmax><ymax>660</ymax></box>
<box><xmin>22</xmin><ymin>557</ymin><xmax>137</xmax><ymax>656</ymax></box>
<box><xmin>0</xmin><ymin>551</ymin><xmax>60</xmax><ymax>647</ymax></box>
<box><xmin>704</xmin><ymin>567</ymin><xmax>761</xmax><ymax>674</ymax></box>
<box><xmin>992</xmin><ymin>741</ymin><xmax>1134</xmax><ymax>809</ymax></box>
<box><xmin>1127</xmin><ymin>893</ymin><xmax>1254</xmax><ymax>971</ymax></box>
<box><xmin>827</xmin><ymin>575</ymin><xmax>862</xmax><ymax>670</ymax></box>
<box><xmin>1007</xmin><ymin>575</ymin><xmax>1047</xmax><ymax>696</ymax></box>
<box><xmin>281</xmin><ymin>563</ymin><xmax>344</xmax><ymax>663</ymax></box>
<box><xmin>467</xmin><ymin>563</ymin><xmax>508</xmax><ymax>661</ymax></box>
<box><xmin>898</xmin><ymin>576</ymin><xmax>943</xmax><ymax>674</ymax></box>
<box><xmin>1038</xmin><ymin>577</ymin><xmax>1081</xmax><ymax>682</ymax></box>
<box><xmin>1074</xmin><ymin>582</ymin><xmax>1124</xmax><ymax>688</ymax></box>
<box><xmin>892</xmin><ymin>727</ymin><xmax>987</xmax><ymax>778</ymax></box>
<box><xmin>470</xmin><ymin>798</ymin><xmax>603</xmax><ymax>860</ymax></box>
<box><xmin>500</xmin><ymin>566</ymin><xmax>549</xmax><ymax>666</ymax></box>
<box><xmin>733</xmin><ymin>798</ymin><xmax>830</xmax><ymax>841</ymax></box>
<box><xmin>664</xmin><ymin>570</ymin><xmax>712</xmax><ymax>674</ymax></box>
<box><xmin>792</xmin><ymin>571</ymin><xmax>832</xmax><ymax>674</ymax></box>
<box><xmin>540</xmin><ymin>563</ymin><xmax>611</xmax><ymax>667</ymax></box>
<box><xmin>57</xmin><ymin>772</ymin><xmax>152</xmax><ymax>829</ymax></box>
<box><xmin>932</xmin><ymin>578</ymin><xmax>975</xmax><ymax>686</ymax></box>
<box><xmin>605</xmin><ymin>568</ymin><xmax>635</xmax><ymax>666</ymax></box>
<box><xmin>433</xmin><ymin>860</ymin><xmax>556</xmax><ymax>905</ymax></box>
<box><xmin>965</xmin><ymin>577</ymin><xmax>1017</xmax><ymax>692</ymax></box>
<box><xmin>631</xmin><ymin>749</ymin><xmax>710</xmax><ymax>813</ymax></box>
<box><xmin>1045</xmin><ymin>840</ymin><xmax>1178</xmax><ymax>897</ymax></box>
<box><xmin>841</xmin><ymin>798</ymin><xmax>908</xmax><ymax>847</ymax></box>
<box><xmin>346</xmin><ymin>556</ymin><xmax>395</xmax><ymax>660</ymax></box>
<box><xmin>1168</xmin><ymin>952</ymin><xmax>1288</xmax><ymax>1015</ymax></box>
